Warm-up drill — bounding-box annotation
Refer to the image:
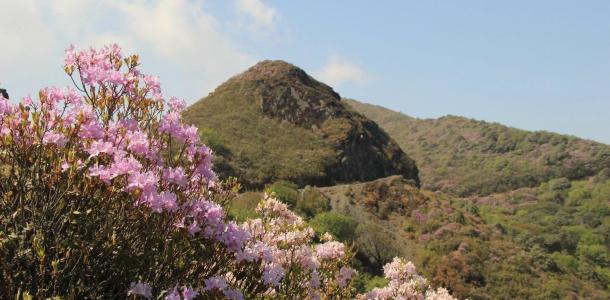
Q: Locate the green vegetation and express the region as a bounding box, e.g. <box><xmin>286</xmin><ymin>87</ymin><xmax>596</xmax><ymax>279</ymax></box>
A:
<box><xmin>309</xmin><ymin>212</ymin><xmax>358</xmax><ymax>242</ymax></box>
<box><xmin>346</xmin><ymin>99</ymin><xmax>610</xmax><ymax>196</ymax></box>
<box><xmin>478</xmin><ymin>176</ymin><xmax>610</xmax><ymax>295</ymax></box>
<box><xmin>313</xmin><ymin>176</ymin><xmax>610</xmax><ymax>299</ymax></box>
<box><xmin>183</xmin><ymin>61</ymin><xmax>419</xmax><ymax>190</ymax></box>
<box><xmin>183</xmin><ymin>80</ymin><xmax>336</xmax><ymax>189</ymax></box>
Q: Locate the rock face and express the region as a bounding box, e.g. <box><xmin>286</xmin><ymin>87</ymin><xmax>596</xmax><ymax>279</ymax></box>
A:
<box><xmin>235</xmin><ymin>61</ymin><xmax>345</xmax><ymax>128</ymax></box>
<box><xmin>184</xmin><ymin>60</ymin><xmax>419</xmax><ymax>188</ymax></box>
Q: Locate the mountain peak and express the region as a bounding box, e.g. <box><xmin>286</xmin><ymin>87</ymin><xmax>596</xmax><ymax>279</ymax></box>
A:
<box><xmin>219</xmin><ymin>59</ymin><xmax>342</xmax><ymax>128</ymax></box>
<box><xmin>234</xmin><ymin>60</ymin><xmax>323</xmax><ymax>87</ymax></box>
<box><xmin>184</xmin><ymin>61</ymin><xmax>420</xmax><ymax>188</ymax></box>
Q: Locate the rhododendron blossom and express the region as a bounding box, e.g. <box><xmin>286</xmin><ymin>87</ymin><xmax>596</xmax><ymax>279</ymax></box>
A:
<box><xmin>358</xmin><ymin>257</ymin><xmax>456</xmax><ymax>300</ymax></box>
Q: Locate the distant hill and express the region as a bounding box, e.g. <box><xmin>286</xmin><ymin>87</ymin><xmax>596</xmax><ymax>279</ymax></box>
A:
<box><xmin>346</xmin><ymin>99</ymin><xmax>610</xmax><ymax>196</ymax></box>
<box><xmin>183</xmin><ymin>61</ymin><xmax>419</xmax><ymax>188</ymax></box>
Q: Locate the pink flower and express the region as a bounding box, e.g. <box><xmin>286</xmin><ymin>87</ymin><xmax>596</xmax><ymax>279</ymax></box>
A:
<box><xmin>315</xmin><ymin>241</ymin><xmax>345</xmax><ymax>260</ymax></box>
<box><xmin>182</xmin><ymin>285</ymin><xmax>198</xmax><ymax>300</ymax></box>
<box><xmin>337</xmin><ymin>267</ymin><xmax>357</xmax><ymax>288</ymax></box>
<box><xmin>144</xmin><ymin>75</ymin><xmax>161</xmax><ymax>97</ymax></box>
<box><xmin>163</xmin><ymin>167</ymin><xmax>187</xmax><ymax>186</ymax></box>
<box><xmin>88</xmin><ymin>164</ymin><xmax>115</xmax><ymax>184</ymax></box>
<box><xmin>164</xmin><ymin>287</ymin><xmax>180</xmax><ymax>300</ymax></box>
<box><xmin>168</xmin><ymin>97</ymin><xmax>186</xmax><ymax>113</ymax></box>
<box><xmin>187</xmin><ymin>220</ymin><xmax>201</xmax><ymax>236</ymax></box>
<box><xmin>61</xmin><ymin>161</ymin><xmax>70</xmax><ymax>172</ymax></box>
<box><xmin>126</xmin><ymin>130</ymin><xmax>149</xmax><ymax>155</ymax></box>
<box><xmin>64</xmin><ymin>44</ymin><xmax>77</xmax><ymax>68</ymax></box>
<box><xmin>203</xmin><ymin>276</ymin><xmax>228</xmax><ymax>291</ymax></box>
<box><xmin>309</xmin><ymin>270</ymin><xmax>321</xmax><ymax>289</ymax></box>
<box><xmin>20</xmin><ymin>95</ymin><xmax>33</xmax><ymax>106</ymax></box>
<box><xmin>87</xmin><ymin>140</ymin><xmax>114</xmax><ymax>157</ymax></box>
<box><xmin>383</xmin><ymin>257</ymin><xmax>416</xmax><ymax>281</ymax></box>
<box><xmin>42</xmin><ymin>132</ymin><xmax>67</xmax><ymax>147</ymax></box>
<box><xmin>263</xmin><ymin>263</ymin><xmax>285</xmax><ymax>287</ymax></box>
<box><xmin>0</xmin><ymin>97</ymin><xmax>13</xmax><ymax>114</ymax></box>
<box><xmin>223</xmin><ymin>289</ymin><xmax>244</xmax><ymax>300</ymax></box>
<box><xmin>127</xmin><ymin>281</ymin><xmax>152</xmax><ymax>299</ymax></box>
<box><xmin>219</xmin><ymin>222</ymin><xmax>250</xmax><ymax>252</ymax></box>
<box><xmin>110</xmin><ymin>155</ymin><xmax>142</xmax><ymax>176</ymax></box>
<box><xmin>107</xmin><ymin>70</ymin><xmax>125</xmax><ymax>85</ymax></box>
<box><xmin>159</xmin><ymin>191</ymin><xmax>178</xmax><ymax>212</ymax></box>
<box><xmin>127</xmin><ymin>171</ymin><xmax>158</xmax><ymax>194</ymax></box>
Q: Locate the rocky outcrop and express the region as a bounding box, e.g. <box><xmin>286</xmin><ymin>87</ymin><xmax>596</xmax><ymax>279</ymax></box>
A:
<box><xmin>0</xmin><ymin>89</ymin><xmax>8</xmax><ymax>99</ymax></box>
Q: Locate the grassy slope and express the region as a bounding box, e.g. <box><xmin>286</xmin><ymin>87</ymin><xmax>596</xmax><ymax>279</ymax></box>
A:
<box><xmin>183</xmin><ymin>63</ymin><xmax>419</xmax><ymax>189</ymax></box>
<box><xmin>183</xmin><ymin>81</ymin><xmax>337</xmax><ymax>188</ymax></box>
<box><xmin>345</xmin><ymin>99</ymin><xmax>610</xmax><ymax>197</ymax></box>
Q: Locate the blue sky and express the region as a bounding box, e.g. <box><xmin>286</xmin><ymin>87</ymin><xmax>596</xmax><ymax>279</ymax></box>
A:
<box><xmin>2</xmin><ymin>1</ymin><xmax>610</xmax><ymax>143</ymax></box>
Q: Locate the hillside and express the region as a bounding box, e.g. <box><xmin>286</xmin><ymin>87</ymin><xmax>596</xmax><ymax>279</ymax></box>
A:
<box><xmin>320</xmin><ymin>175</ymin><xmax>610</xmax><ymax>299</ymax></box>
<box><xmin>346</xmin><ymin>99</ymin><xmax>610</xmax><ymax>196</ymax></box>
<box><xmin>225</xmin><ymin>175</ymin><xmax>609</xmax><ymax>299</ymax></box>
<box><xmin>183</xmin><ymin>61</ymin><xmax>419</xmax><ymax>189</ymax></box>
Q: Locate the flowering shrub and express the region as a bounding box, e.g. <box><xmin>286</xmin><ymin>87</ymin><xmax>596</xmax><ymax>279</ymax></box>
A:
<box><xmin>358</xmin><ymin>258</ymin><xmax>455</xmax><ymax>300</ymax></box>
<box><xmin>242</xmin><ymin>195</ymin><xmax>358</xmax><ymax>299</ymax></box>
<box><xmin>0</xmin><ymin>44</ymin><xmax>454</xmax><ymax>299</ymax></box>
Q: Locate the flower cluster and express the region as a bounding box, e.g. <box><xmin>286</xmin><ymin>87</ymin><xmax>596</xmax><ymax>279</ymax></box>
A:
<box><xmin>238</xmin><ymin>194</ymin><xmax>359</xmax><ymax>299</ymax></box>
<box><xmin>358</xmin><ymin>257</ymin><xmax>455</xmax><ymax>300</ymax></box>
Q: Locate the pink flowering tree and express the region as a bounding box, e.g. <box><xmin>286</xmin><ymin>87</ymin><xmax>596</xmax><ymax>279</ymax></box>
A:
<box><xmin>0</xmin><ymin>44</ymin><xmax>269</xmax><ymax>299</ymax></box>
<box><xmin>0</xmin><ymin>44</ymin><xmax>454</xmax><ymax>300</ymax></box>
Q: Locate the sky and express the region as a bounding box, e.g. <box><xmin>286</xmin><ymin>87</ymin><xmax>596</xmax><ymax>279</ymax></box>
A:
<box><xmin>2</xmin><ymin>1</ymin><xmax>610</xmax><ymax>143</ymax></box>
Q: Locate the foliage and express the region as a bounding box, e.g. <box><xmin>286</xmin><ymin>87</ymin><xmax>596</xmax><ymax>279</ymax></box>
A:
<box><xmin>183</xmin><ymin>81</ymin><xmax>336</xmax><ymax>189</ymax></box>
<box><xmin>309</xmin><ymin>212</ymin><xmax>358</xmax><ymax>243</ymax></box>
<box><xmin>296</xmin><ymin>186</ymin><xmax>332</xmax><ymax>218</ymax></box>
<box><xmin>268</xmin><ymin>180</ymin><xmax>299</xmax><ymax>208</ymax></box>
<box><xmin>476</xmin><ymin>178</ymin><xmax>610</xmax><ymax>299</ymax></box>
<box><xmin>182</xmin><ymin>62</ymin><xmax>419</xmax><ymax>190</ymax></box>
<box><xmin>311</xmin><ymin>175</ymin><xmax>610</xmax><ymax>299</ymax></box>
<box><xmin>346</xmin><ymin>99</ymin><xmax>610</xmax><ymax>197</ymax></box>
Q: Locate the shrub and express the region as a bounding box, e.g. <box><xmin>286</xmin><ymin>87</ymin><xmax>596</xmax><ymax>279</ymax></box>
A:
<box><xmin>296</xmin><ymin>186</ymin><xmax>331</xmax><ymax>218</ymax></box>
<box><xmin>268</xmin><ymin>180</ymin><xmax>299</xmax><ymax>207</ymax></box>
<box><xmin>309</xmin><ymin>212</ymin><xmax>358</xmax><ymax>242</ymax></box>
<box><xmin>0</xmin><ymin>44</ymin><xmax>264</xmax><ymax>299</ymax></box>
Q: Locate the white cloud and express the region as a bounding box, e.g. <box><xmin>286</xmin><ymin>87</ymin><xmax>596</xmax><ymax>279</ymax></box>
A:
<box><xmin>233</xmin><ymin>0</ymin><xmax>277</xmax><ymax>30</ymax></box>
<box><xmin>0</xmin><ymin>0</ymin><xmax>257</xmax><ymax>102</ymax></box>
<box><xmin>314</xmin><ymin>56</ymin><xmax>367</xmax><ymax>87</ymax></box>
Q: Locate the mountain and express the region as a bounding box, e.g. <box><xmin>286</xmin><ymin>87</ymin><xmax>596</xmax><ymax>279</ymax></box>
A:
<box><xmin>183</xmin><ymin>61</ymin><xmax>419</xmax><ymax>189</ymax></box>
<box><xmin>345</xmin><ymin>99</ymin><xmax>610</xmax><ymax>196</ymax></box>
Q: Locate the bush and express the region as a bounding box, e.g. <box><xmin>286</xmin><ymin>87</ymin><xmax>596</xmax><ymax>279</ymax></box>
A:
<box><xmin>296</xmin><ymin>186</ymin><xmax>331</xmax><ymax>218</ymax></box>
<box><xmin>309</xmin><ymin>212</ymin><xmax>358</xmax><ymax>242</ymax></box>
<box><xmin>268</xmin><ymin>180</ymin><xmax>299</xmax><ymax>207</ymax></box>
<box><xmin>0</xmin><ymin>45</ymin><xmax>267</xmax><ymax>298</ymax></box>
<box><xmin>0</xmin><ymin>45</ymin><xmax>361</xmax><ymax>299</ymax></box>
<box><xmin>548</xmin><ymin>177</ymin><xmax>572</xmax><ymax>191</ymax></box>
